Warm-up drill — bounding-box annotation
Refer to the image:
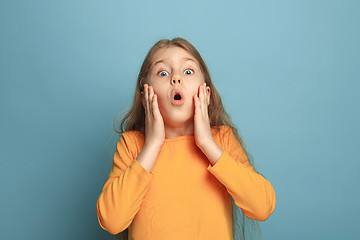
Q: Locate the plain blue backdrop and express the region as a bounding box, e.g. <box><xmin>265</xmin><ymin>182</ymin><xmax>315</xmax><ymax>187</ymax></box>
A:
<box><xmin>1</xmin><ymin>0</ymin><xmax>359</xmax><ymax>239</ymax></box>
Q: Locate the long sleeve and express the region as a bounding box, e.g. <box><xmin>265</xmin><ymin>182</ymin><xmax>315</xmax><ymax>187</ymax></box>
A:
<box><xmin>207</xmin><ymin>126</ymin><xmax>276</xmax><ymax>221</ymax></box>
<box><xmin>96</xmin><ymin>132</ymin><xmax>154</xmax><ymax>235</ymax></box>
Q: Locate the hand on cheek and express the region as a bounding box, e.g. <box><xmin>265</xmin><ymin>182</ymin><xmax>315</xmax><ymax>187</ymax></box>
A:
<box><xmin>142</xmin><ymin>84</ymin><xmax>165</xmax><ymax>148</ymax></box>
<box><xmin>193</xmin><ymin>82</ymin><xmax>213</xmax><ymax>149</ymax></box>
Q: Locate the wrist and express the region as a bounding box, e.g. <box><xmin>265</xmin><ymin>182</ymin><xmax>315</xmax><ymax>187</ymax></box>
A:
<box><xmin>144</xmin><ymin>141</ymin><xmax>163</xmax><ymax>152</ymax></box>
<box><xmin>198</xmin><ymin>140</ymin><xmax>223</xmax><ymax>165</ymax></box>
<box><xmin>198</xmin><ymin>138</ymin><xmax>214</xmax><ymax>151</ymax></box>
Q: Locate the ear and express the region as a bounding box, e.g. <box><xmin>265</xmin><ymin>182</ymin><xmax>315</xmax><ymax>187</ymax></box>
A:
<box><xmin>206</xmin><ymin>86</ymin><xmax>211</xmax><ymax>106</ymax></box>
<box><xmin>140</xmin><ymin>91</ymin><xmax>145</xmax><ymax>108</ymax></box>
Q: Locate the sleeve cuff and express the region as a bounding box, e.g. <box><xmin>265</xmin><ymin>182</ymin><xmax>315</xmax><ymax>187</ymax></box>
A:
<box><xmin>207</xmin><ymin>150</ymin><xmax>252</xmax><ymax>178</ymax></box>
<box><xmin>129</xmin><ymin>159</ymin><xmax>155</xmax><ymax>182</ymax></box>
<box><xmin>207</xmin><ymin>150</ymin><xmax>228</xmax><ymax>173</ymax></box>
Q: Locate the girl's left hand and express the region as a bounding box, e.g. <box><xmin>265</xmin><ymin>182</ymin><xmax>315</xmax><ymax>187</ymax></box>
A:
<box><xmin>194</xmin><ymin>82</ymin><xmax>213</xmax><ymax>149</ymax></box>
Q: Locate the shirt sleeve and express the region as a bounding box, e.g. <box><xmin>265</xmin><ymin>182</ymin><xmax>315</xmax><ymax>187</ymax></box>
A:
<box><xmin>96</xmin><ymin>131</ymin><xmax>154</xmax><ymax>235</ymax></box>
<box><xmin>207</xmin><ymin>126</ymin><xmax>276</xmax><ymax>221</ymax></box>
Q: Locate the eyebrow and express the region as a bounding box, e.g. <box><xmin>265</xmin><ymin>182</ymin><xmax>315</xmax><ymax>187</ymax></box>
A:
<box><xmin>152</xmin><ymin>57</ymin><xmax>197</xmax><ymax>68</ymax></box>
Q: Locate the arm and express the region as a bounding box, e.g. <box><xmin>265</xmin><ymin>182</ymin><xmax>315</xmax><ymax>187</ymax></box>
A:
<box><xmin>97</xmin><ymin>83</ymin><xmax>165</xmax><ymax>234</ymax></box>
<box><xmin>194</xmin><ymin>84</ymin><xmax>276</xmax><ymax>221</ymax></box>
<box><xmin>203</xmin><ymin>127</ymin><xmax>276</xmax><ymax>221</ymax></box>
<box><xmin>96</xmin><ymin>132</ymin><xmax>156</xmax><ymax>235</ymax></box>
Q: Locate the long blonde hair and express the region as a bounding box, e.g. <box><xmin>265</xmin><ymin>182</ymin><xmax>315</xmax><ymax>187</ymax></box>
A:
<box><xmin>112</xmin><ymin>37</ymin><xmax>262</xmax><ymax>240</ymax></box>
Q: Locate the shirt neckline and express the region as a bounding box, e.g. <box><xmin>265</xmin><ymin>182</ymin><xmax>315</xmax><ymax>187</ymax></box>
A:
<box><xmin>164</xmin><ymin>135</ymin><xmax>195</xmax><ymax>142</ymax></box>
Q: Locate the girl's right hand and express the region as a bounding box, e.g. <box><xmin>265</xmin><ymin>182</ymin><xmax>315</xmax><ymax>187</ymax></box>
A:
<box><xmin>142</xmin><ymin>84</ymin><xmax>165</xmax><ymax>149</ymax></box>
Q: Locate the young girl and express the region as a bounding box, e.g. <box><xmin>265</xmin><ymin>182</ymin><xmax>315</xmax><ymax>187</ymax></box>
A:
<box><xmin>96</xmin><ymin>38</ymin><xmax>276</xmax><ymax>240</ymax></box>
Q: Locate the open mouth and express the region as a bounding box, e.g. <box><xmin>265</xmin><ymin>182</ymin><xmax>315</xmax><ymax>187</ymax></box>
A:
<box><xmin>174</xmin><ymin>94</ymin><xmax>181</xmax><ymax>100</ymax></box>
<box><xmin>171</xmin><ymin>89</ymin><xmax>184</xmax><ymax>106</ymax></box>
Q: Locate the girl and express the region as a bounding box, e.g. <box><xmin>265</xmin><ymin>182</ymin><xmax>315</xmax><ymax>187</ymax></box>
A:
<box><xmin>96</xmin><ymin>38</ymin><xmax>276</xmax><ymax>240</ymax></box>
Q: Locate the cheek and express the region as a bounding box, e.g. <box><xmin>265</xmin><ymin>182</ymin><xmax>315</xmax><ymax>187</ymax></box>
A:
<box><xmin>150</xmin><ymin>85</ymin><xmax>163</xmax><ymax>97</ymax></box>
<box><xmin>153</xmin><ymin>91</ymin><xmax>168</xmax><ymax>109</ymax></box>
<box><xmin>192</xmin><ymin>88</ymin><xmax>199</xmax><ymax>97</ymax></box>
<box><xmin>192</xmin><ymin>81</ymin><xmax>204</xmax><ymax>94</ymax></box>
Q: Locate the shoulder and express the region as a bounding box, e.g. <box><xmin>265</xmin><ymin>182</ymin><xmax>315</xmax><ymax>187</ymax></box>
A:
<box><xmin>120</xmin><ymin>130</ymin><xmax>145</xmax><ymax>142</ymax></box>
<box><xmin>211</xmin><ymin>125</ymin><xmax>232</xmax><ymax>137</ymax></box>
<box><xmin>210</xmin><ymin>125</ymin><xmax>233</xmax><ymax>147</ymax></box>
<box><xmin>211</xmin><ymin>125</ymin><xmax>249</xmax><ymax>164</ymax></box>
<box><xmin>118</xmin><ymin>130</ymin><xmax>145</xmax><ymax>156</ymax></box>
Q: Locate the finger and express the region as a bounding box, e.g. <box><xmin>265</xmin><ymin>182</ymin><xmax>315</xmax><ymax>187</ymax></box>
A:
<box><xmin>206</xmin><ymin>86</ymin><xmax>210</xmax><ymax>107</ymax></box>
<box><xmin>147</xmin><ymin>85</ymin><xmax>153</xmax><ymax>116</ymax></box>
<box><xmin>149</xmin><ymin>86</ymin><xmax>155</xmax><ymax>112</ymax></box>
<box><xmin>152</xmin><ymin>94</ymin><xmax>161</xmax><ymax>120</ymax></box>
<box><xmin>203</xmin><ymin>84</ymin><xmax>209</xmax><ymax>115</ymax></box>
<box><xmin>152</xmin><ymin>93</ymin><xmax>158</xmax><ymax>110</ymax></box>
<box><xmin>204</xmin><ymin>86</ymin><xmax>209</xmax><ymax>113</ymax></box>
<box><xmin>200</xmin><ymin>84</ymin><xmax>206</xmax><ymax>114</ymax></box>
<box><xmin>144</xmin><ymin>84</ymin><xmax>149</xmax><ymax>112</ymax></box>
<box><xmin>197</xmin><ymin>85</ymin><xmax>203</xmax><ymax>113</ymax></box>
<box><xmin>197</xmin><ymin>84</ymin><xmax>203</xmax><ymax>103</ymax></box>
<box><xmin>194</xmin><ymin>93</ymin><xmax>200</xmax><ymax>114</ymax></box>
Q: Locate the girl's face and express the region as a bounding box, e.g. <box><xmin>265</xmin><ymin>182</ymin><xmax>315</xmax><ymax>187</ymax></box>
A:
<box><xmin>144</xmin><ymin>46</ymin><xmax>210</xmax><ymax>127</ymax></box>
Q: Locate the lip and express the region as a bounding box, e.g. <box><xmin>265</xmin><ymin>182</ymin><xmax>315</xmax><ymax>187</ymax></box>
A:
<box><xmin>171</xmin><ymin>89</ymin><xmax>184</xmax><ymax>106</ymax></box>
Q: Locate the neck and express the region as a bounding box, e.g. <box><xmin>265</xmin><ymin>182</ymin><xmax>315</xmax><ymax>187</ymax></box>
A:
<box><xmin>164</xmin><ymin>121</ymin><xmax>194</xmax><ymax>139</ymax></box>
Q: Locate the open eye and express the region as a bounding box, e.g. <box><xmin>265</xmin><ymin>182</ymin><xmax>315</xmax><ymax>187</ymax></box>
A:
<box><xmin>184</xmin><ymin>69</ymin><xmax>194</xmax><ymax>75</ymax></box>
<box><xmin>158</xmin><ymin>70</ymin><xmax>169</xmax><ymax>77</ymax></box>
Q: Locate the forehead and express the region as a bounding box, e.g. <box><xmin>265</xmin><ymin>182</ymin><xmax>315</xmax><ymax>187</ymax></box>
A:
<box><xmin>151</xmin><ymin>46</ymin><xmax>199</xmax><ymax>67</ymax></box>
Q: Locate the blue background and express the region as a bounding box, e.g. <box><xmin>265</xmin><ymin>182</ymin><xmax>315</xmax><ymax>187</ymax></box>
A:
<box><xmin>1</xmin><ymin>0</ymin><xmax>359</xmax><ymax>239</ymax></box>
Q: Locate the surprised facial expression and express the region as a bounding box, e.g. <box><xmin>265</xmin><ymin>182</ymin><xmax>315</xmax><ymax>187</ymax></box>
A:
<box><xmin>144</xmin><ymin>46</ymin><xmax>210</xmax><ymax>127</ymax></box>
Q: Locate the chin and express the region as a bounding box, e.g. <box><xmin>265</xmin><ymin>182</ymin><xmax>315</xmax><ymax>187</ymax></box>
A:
<box><xmin>161</xmin><ymin>105</ymin><xmax>195</xmax><ymax>124</ymax></box>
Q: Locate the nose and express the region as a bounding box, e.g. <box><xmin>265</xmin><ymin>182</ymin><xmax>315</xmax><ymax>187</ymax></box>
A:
<box><xmin>171</xmin><ymin>75</ymin><xmax>182</xmax><ymax>86</ymax></box>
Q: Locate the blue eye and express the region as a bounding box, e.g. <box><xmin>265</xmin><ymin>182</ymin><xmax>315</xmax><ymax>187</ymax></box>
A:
<box><xmin>158</xmin><ymin>71</ymin><xmax>168</xmax><ymax>77</ymax></box>
<box><xmin>184</xmin><ymin>69</ymin><xmax>194</xmax><ymax>75</ymax></box>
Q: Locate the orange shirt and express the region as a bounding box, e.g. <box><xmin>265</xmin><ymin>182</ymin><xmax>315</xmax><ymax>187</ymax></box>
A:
<box><xmin>96</xmin><ymin>125</ymin><xmax>276</xmax><ymax>239</ymax></box>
